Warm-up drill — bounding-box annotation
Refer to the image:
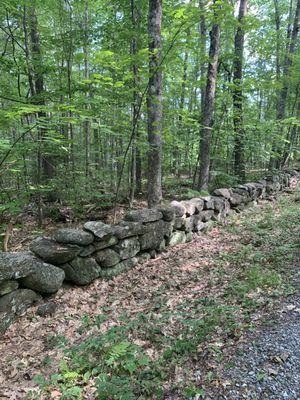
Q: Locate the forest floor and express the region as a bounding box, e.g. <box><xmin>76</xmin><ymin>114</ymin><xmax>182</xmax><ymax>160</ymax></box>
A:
<box><xmin>0</xmin><ymin>188</ymin><xmax>299</xmax><ymax>400</ymax></box>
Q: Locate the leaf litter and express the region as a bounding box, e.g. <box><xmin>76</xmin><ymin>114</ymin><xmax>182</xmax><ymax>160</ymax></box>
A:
<box><xmin>0</xmin><ymin>191</ymin><xmax>299</xmax><ymax>399</ymax></box>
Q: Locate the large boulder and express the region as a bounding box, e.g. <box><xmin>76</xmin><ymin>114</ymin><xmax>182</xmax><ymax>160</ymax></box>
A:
<box><xmin>113</xmin><ymin>237</ymin><xmax>140</xmax><ymax>260</ymax></box>
<box><xmin>30</xmin><ymin>237</ymin><xmax>79</xmax><ymax>265</ymax></box>
<box><xmin>54</xmin><ymin>228</ymin><xmax>94</xmax><ymax>246</ymax></box>
<box><xmin>124</xmin><ymin>209</ymin><xmax>162</xmax><ymax>223</ymax></box>
<box><xmin>20</xmin><ymin>262</ymin><xmax>65</xmax><ymax>294</ymax></box>
<box><xmin>0</xmin><ymin>289</ymin><xmax>40</xmax><ymax>334</ymax></box>
<box><xmin>84</xmin><ymin>221</ymin><xmax>115</xmax><ymax>240</ymax></box>
<box><xmin>95</xmin><ymin>248</ymin><xmax>120</xmax><ymax>268</ymax></box>
<box><xmin>60</xmin><ymin>257</ymin><xmax>101</xmax><ymax>285</ymax></box>
<box><xmin>0</xmin><ymin>252</ymin><xmax>39</xmax><ymax>281</ymax></box>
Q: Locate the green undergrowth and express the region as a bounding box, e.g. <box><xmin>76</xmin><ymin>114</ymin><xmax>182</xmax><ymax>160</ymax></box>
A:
<box><xmin>28</xmin><ymin>189</ymin><xmax>300</xmax><ymax>400</ymax></box>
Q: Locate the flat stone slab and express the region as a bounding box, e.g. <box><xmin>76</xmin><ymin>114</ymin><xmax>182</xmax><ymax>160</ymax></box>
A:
<box><xmin>84</xmin><ymin>221</ymin><xmax>115</xmax><ymax>240</ymax></box>
<box><xmin>54</xmin><ymin>228</ymin><xmax>94</xmax><ymax>246</ymax></box>
<box><xmin>213</xmin><ymin>188</ymin><xmax>232</xmax><ymax>199</ymax></box>
<box><xmin>112</xmin><ymin>221</ymin><xmax>145</xmax><ymax>239</ymax></box>
<box><xmin>0</xmin><ymin>252</ymin><xmax>41</xmax><ymax>281</ymax></box>
<box><xmin>93</xmin><ymin>236</ymin><xmax>118</xmax><ymax>250</ymax></box>
<box><xmin>124</xmin><ymin>209</ymin><xmax>163</xmax><ymax>223</ymax></box>
<box><xmin>30</xmin><ymin>237</ymin><xmax>79</xmax><ymax>265</ymax></box>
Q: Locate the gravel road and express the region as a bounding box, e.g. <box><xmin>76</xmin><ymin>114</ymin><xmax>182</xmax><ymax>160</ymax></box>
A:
<box><xmin>215</xmin><ymin>269</ymin><xmax>300</xmax><ymax>400</ymax></box>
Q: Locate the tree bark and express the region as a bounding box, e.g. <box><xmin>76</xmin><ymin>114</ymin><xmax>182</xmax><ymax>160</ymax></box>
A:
<box><xmin>147</xmin><ymin>0</ymin><xmax>163</xmax><ymax>207</ymax></box>
<box><xmin>197</xmin><ymin>5</ymin><xmax>221</xmax><ymax>190</ymax></box>
<box><xmin>83</xmin><ymin>0</ymin><xmax>90</xmax><ymax>179</ymax></box>
<box><xmin>28</xmin><ymin>4</ymin><xmax>55</xmax><ymax>183</ymax></box>
<box><xmin>129</xmin><ymin>0</ymin><xmax>142</xmax><ymax>204</ymax></box>
<box><xmin>233</xmin><ymin>0</ymin><xmax>248</xmax><ymax>181</ymax></box>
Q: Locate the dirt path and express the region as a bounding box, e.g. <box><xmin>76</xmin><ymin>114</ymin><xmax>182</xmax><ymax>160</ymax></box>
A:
<box><xmin>0</xmin><ymin>191</ymin><xmax>299</xmax><ymax>399</ymax></box>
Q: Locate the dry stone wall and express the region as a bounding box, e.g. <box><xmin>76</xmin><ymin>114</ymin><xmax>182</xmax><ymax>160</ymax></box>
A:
<box><xmin>0</xmin><ymin>170</ymin><xmax>299</xmax><ymax>333</ymax></box>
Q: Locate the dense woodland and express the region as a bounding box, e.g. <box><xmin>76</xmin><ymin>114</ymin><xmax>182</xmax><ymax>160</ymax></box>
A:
<box><xmin>0</xmin><ymin>0</ymin><xmax>299</xmax><ymax>220</ymax></box>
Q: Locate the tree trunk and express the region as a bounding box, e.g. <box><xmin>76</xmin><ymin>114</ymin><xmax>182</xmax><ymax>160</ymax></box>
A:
<box><xmin>129</xmin><ymin>0</ymin><xmax>142</xmax><ymax>204</ymax></box>
<box><xmin>233</xmin><ymin>0</ymin><xmax>248</xmax><ymax>182</ymax></box>
<box><xmin>269</xmin><ymin>0</ymin><xmax>300</xmax><ymax>169</ymax></box>
<box><xmin>83</xmin><ymin>0</ymin><xmax>90</xmax><ymax>180</ymax></box>
<box><xmin>199</xmin><ymin>0</ymin><xmax>206</xmax><ymax>116</ymax></box>
<box><xmin>174</xmin><ymin>37</ymin><xmax>189</xmax><ymax>178</ymax></box>
<box><xmin>28</xmin><ymin>4</ymin><xmax>55</xmax><ymax>183</ymax></box>
<box><xmin>147</xmin><ymin>0</ymin><xmax>163</xmax><ymax>207</ymax></box>
<box><xmin>197</xmin><ymin>6</ymin><xmax>221</xmax><ymax>190</ymax></box>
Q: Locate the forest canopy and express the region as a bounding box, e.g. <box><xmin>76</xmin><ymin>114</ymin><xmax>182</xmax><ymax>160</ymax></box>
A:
<box><xmin>0</xmin><ymin>0</ymin><xmax>299</xmax><ymax>217</ymax></box>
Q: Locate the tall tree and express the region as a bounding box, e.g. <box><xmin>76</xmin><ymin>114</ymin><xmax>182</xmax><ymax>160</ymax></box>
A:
<box><xmin>26</xmin><ymin>4</ymin><xmax>57</xmax><ymax>196</ymax></box>
<box><xmin>270</xmin><ymin>0</ymin><xmax>300</xmax><ymax>168</ymax></box>
<box><xmin>147</xmin><ymin>0</ymin><xmax>163</xmax><ymax>207</ymax></box>
<box><xmin>129</xmin><ymin>0</ymin><xmax>142</xmax><ymax>204</ymax></box>
<box><xmin>233</xmin><ymin>0</ymin><xmax>248</xmax><ymax>181</ymax></box>
<box><xmin>197</xmin><ymin>3</ymin><xmax>221</xmax><ymax>190</ymax></box>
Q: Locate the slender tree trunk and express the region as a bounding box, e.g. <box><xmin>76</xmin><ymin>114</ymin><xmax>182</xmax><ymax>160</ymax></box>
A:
<box><xmin>93</xmin><ymin>119</ymin><xmax>100</xmax><ymax>170</ymax></box>
<box><xmin>199</xmin><ymin>0</ymin><xmax>206</xmax><ymax>116</ymax></box>
<box><xmin>233</xmin><ymin>0</ymin><xmax>248</xmax><ymax>181</ymax></box>
<box><xmin>22</xmin><ymin>7</ymin><xmax>35</xmax><ymax>98</ymax></box>
<box><xmin>273</xmin><ymin>0</ymin><xmax>281</xmax><ymax>83</ymax></box>
<box><xmin>269</xmin><ymin>0</ymin><xmax>300</xmax><ymax>169</ymax></box>
<box><xmin>147</xmin><ymin>0</ymin><xmax>163</xmax><ymax>207</ymax></box>
<box><xmin>129</xmin><ymin>0</ymin><xmax>142</xmax><ymax>204</ymax></box>
<box><xmin>28</xmin><ymin>4</ymin><xmax>55</xmax><ymax>183</ymax></box>
<box><xmin>197</xmin><ymin>6</ymin><xmax>221</xmax><ymax>190</ymax></box>
<box><xmin>281</xmin><ymin>85</ymin><xmax>300</xmax><ymax>166</ymax></box>
<box><xmin>175</xmin><ymin>38</ymin><xmax>189</xmax><ymax>178</ymax></box>
<box><xmin>192</xmin><ymin>0</ymin><xmax>206</xmax><ymax>188</ymax></box>
<box><xmin>83</xmin><ymin>0</ymin><xmax>90</xmax><ymax>179</ymax></box>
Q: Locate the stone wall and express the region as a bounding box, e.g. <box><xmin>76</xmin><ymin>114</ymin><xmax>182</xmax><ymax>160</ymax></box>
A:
<box><xmin>0</xmin><ymin>170</ymin><xmax>299</xmax><ymax>333</ymax></box>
